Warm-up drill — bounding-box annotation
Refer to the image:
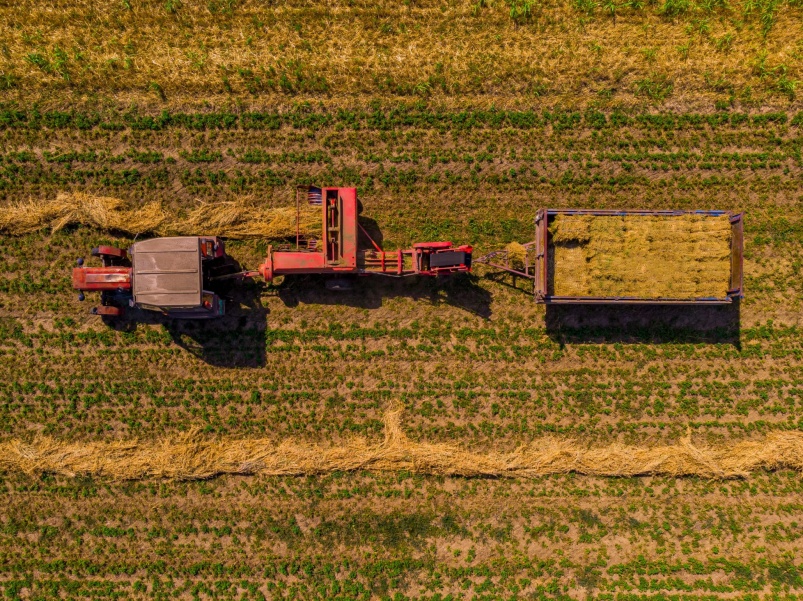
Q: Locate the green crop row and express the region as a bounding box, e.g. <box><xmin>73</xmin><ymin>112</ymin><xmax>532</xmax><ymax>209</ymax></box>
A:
<box><xmin>0</xmin><ymin>106</ymin><xmax>798</xmax><ymax>133</ymax></box>
<box><xmin>6</xmin><ymin>317</ymin><xmax>801</xmax><ymax>355</ymax></box>
<box><xmin>2</xmin><ymin>470</ymin><xmax>802</xmax><ymax>600</ymax></box>
<box><xmin>0</xmin><ymin>149</ymin><xmax>795</xmax><ymax>168</ymax></box>
<box><xmin>2</xmin><ymin>167</ymin><xmax>800</xmax><ymax>200</ymax></box>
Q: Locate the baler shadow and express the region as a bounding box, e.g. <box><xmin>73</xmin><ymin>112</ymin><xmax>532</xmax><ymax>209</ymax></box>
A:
<box><xmin>545</xmin><ymin>301</ymin><xmax>741</xmax><ymax>347</ymax></box>
<box><xmin>164</xmin><ymin>281</ymin><xmax>269</xmax><ymax>367</ymax></box>
<box><xmin>276</xmin><ymin>273</ymin><xmax>492</xmax><ymax>318</ymax></box>
<box><xmin>359</xmin><ymin>216</ymin><xmax>384</xmax><ymax>249</ymax></box>
<box><xmin>272</xmin><ymin>212</ymin><xmax>488</xmax><ymax>314</ymax></box>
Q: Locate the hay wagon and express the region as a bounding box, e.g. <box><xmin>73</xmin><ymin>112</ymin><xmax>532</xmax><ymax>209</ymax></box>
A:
<box><xmin>477</xmin><ymin>208</ymin><xmax>744</xmax><ymax>304</ymax></box>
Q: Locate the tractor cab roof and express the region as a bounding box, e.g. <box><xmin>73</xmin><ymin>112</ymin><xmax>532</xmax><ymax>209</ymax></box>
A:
<box><xmin>131</xmin><ymin>237</ymin><xmax>203</xmax><ymax>308</ymax></box>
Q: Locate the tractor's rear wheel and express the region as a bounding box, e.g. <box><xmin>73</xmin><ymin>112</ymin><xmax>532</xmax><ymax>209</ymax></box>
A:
<box><xmin>91</xmin><ymin>245</ymin><xmax>126</xmax><ymax>258</ymax></box>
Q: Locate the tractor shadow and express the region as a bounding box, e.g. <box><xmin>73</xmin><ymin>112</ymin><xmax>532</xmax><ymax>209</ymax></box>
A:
<box><xmin>545</xmin><ymin>301</ymin><xmax>741</xmax><ymax>347</ymax></box>
<box><xmin>276</xmin><ymin>273</ymin><xmax>492</xmax><ymax>319</ymax></box>
<box><xmin>105</xmin><ymin>279</ymin><xmax>269</xmax><ymax>368</ymax></box>
<box><xmin>164</xmin><ymin>282</ymin><xmax>269</xmax><ymax>367</ymax></box>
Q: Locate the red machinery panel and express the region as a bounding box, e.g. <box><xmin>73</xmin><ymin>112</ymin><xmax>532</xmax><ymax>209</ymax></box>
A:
<box><xmin>259</xmin><ymin>187</ymin><xmax>472</xmax><ymax>282</ymax></box>
<box><xmin>72</xmin><ymin>267</ymin><xmax>132</xmax><ymax>291</ymax></box>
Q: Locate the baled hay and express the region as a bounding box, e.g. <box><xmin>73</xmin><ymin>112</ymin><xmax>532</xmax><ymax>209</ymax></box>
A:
<box><xmin>549</xmin><ymin>244</ymin><xmax>589</xmax><ymax>297</ymax></box>
<box><xmin>0</xmin><ymin>193</ymin><xmax>321</xmax><ymax>240</ymax></box>
<box><xmin>550</xmin><ymin>214</ymin><xmax>732</xmax><ymax>298</ymax></box>
<box><xmin>549</xmin><ymin>215</ymin><xmax>593</xmax><ymax>243</ymax></box>
<box><xmin>505</xmin><ymin>241</ymin><xmax>527</xmax><ymax>269</ymax></box>
<box><xmin>1</xmin><ymin>410</ymin><xmax>802</xmax><ymax>481</ymax></box>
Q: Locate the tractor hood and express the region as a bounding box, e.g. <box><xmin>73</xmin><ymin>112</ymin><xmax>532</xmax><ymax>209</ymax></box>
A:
<box><xmin>131</xmin><ymin>237</ymin><xmax>203</xmax><ymax>309</ymax></box>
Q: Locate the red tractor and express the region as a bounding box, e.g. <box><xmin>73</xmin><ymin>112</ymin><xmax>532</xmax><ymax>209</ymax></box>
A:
<box><xmin>72</xmin><ymin>187</ymin><xmax>472</xmax><ymax>318</ymax></box>
<box><xmin>72</xmin><ymin>236</ymin><xmax>230</xmax><ymax>319</ymax></box>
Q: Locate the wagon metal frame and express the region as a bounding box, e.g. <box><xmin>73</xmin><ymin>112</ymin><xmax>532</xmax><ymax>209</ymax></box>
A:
<box><xmin>476</xmin><ymin>208</ymin><xmax>744</xmax><ymax>305</ymax></box>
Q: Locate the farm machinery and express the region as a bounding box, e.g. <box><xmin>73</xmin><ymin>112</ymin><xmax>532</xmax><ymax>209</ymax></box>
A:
<box><xmin>72</xmin><ymin>186</ymin><xmax>473</xmax><ymax>319</ymax></box>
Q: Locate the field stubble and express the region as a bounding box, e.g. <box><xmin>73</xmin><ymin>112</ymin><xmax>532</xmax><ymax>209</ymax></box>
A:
<box><xmin>1</xmin><ymin>0</ymin><xmax>802</xmax><ymax>109</ymax></box>
<box><xmin>3</xmin><ymin>0</ymin><xmax>803</xmax><ymax>597</ymax></box>
<box><xmin>2</xmin><ymin>104</ymin><xmax>803</xmax><ymax>598</ymax></box>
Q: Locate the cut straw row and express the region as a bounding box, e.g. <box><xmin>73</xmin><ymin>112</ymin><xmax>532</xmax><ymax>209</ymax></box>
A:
<box><xmin>0</xmin><ymin>192</ymin><xmax>321</xmax><ymax>240</ymax></box>
<box><xmin>2</xmin><ymin>411</ymin><xmax>802</xmax><ymax>481</ymax></box>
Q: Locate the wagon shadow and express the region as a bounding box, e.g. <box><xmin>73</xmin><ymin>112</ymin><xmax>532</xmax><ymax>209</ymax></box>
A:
<box><xmin>545</xmin><ymin>301</ymin><xmax>741</xmax><ymax>347</ymax></box>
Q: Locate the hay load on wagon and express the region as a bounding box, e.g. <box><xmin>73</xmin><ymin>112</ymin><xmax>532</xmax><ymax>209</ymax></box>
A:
<box><xmin>548</xmin><ymin>213</ymin><xmax>733</xmax><ymax>299</ymax></box>
<box><xmin>474</xmin><ymin>208</ymin><xmax>744</xmax><ymax>304</ymax></box>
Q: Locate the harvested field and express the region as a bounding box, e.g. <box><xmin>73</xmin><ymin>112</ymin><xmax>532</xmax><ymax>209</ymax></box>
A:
<box><xmin>3</xmin><ymin>107</ymin><xmax>803</xmax><ymax>599</ymax></box>
<box><xmin>4</xmin><ymin>1</ymin><xmax>803</xmax><ymax>593</ymax></box>
<box><xmin>549</xmin><ymin>214</ymin><xmax>733</xmax><ymax>298</ymax></box>
<box><xmin>1</xmin><ymin>0</ymin><xmax>802</xmax><ymax>109</ymax></box>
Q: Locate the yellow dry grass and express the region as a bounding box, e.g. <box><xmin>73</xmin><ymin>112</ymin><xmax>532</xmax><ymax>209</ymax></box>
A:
<box><xmin>1</xmin><ymin>411</ymin><xmax>801</xmax><ymax>481</ymax></box>
<box><xmin>0</xmin><ymin>0</ymin><xmax>800</xmax><ymax>109</ymax></box>
<box><xmin>549</xmin><ymin>214</ymin><xmax>733</xmax><ymax>298</ymax></box>
<box><xmin>0</xmin><ymin>192</ymin><xmax>321</xmax><ymax>240</ymax></box>
<box><xmin>505</xmin><ymin>241</ymin><xmax>528</xmax><ymax>269</ymax></box>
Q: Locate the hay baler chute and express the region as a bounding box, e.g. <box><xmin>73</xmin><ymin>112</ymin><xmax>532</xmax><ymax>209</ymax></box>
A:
<box><xmin>475</xmin><ymin>208</ymin><xmax>744</xmax><ymax>305</ymax></box>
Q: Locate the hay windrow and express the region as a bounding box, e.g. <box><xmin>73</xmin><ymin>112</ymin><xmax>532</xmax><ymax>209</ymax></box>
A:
<box><xmin>1</xmin><ymin>411</ymin><xmax>801</xmax><ymax>481</ymax></box>
<box><xmin>548</xmin><ymin>214</ymin><xmax>732</xmax><ymax>298</ymax></box>
<box><xmin>0</xmin><ymin>193</ymin><xmax>321</xmax><ymax>240</ymax></box>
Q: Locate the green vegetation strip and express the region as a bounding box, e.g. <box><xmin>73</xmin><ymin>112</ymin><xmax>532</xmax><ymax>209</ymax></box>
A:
<box><xmin>0</xmin><ymin>106</ymin><xmax>797</xmax><ymax>131</ymax></box>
